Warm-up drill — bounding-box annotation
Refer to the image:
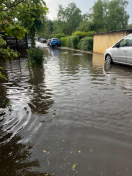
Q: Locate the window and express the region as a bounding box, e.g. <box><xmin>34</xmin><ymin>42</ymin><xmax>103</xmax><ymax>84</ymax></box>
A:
<box><xmin>119</xmin><ymin>36</ymin><xmax>132</xmax><ymax>47</ymax></box>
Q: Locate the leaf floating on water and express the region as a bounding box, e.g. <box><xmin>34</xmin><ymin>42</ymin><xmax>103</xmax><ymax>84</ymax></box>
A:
<box><xmin>68</xmin><ymin>162</ymin><xmax>70</xmax><ymax>164</ymax></box>
<box><xmin>90</xmin><ymin>149</ymin><xmax>93</xmax><ymax>152</ymax></box>
<box><xmin>74</xmin><ymin>99</ymin><xmax>76</xmax><ymax>100</ymax></box>
<box><xmin>72</xmin><ymin>164</ymin><xmax>76</xmax><ymax>170</ymax></box>
<box><xmin>43</xmin><ymin>150</ymin><xmax>46</xmax><ymax>153</ymax></box>
<box><xmin>78</xmin><ymin>150</ymin><xmax>81</xmax><ymax>153</ymax></box>
<box><xmin>47</xmin><ymin>152</ymin><xmax>49</xmax><ymax>155</ymax></box>
<box><xmin>62</xmin><ymin>140</ymin><xmax>65</xmax><ymax>143</ymax></box>
<box><xmin>89</xmin><ymin>167</ymin><xmax>91</xmax><ymax>171</ymax></box>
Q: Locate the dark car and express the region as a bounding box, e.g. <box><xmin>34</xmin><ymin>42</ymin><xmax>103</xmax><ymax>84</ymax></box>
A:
<box><xmin>40</xmin><ymin>38</ymin><xmax>46</xmax><ymax>43</ymax></box>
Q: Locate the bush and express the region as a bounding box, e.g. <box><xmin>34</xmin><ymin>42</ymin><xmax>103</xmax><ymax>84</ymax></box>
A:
<box><xmin>78</xmin><ymin>37</ymin><xmax>93</xmax><ymax>51</ymax></box>
<box><xmin>72</xmin><ymin>31</ymin><xmax>96</xmax><ymax>39</ymax></box>
<box><xmin>86</xmin><ymin>31</ymin><xmax>96</xmax><ymax>37</ymax></box>
<box><xmin>55</xmin><ymin>33</ymin><xmax>65</xmax><ymax>39</ymax></box>
<box><xmin>67</xmin><ymin>36</ymin><xmax>79</xmax><ymax>49</ymax></box>
<box><xmin>72</xmin><ymin>31</ymin><xmax>87</xmax><ymax>39</ymax></box>
<box><xmin>27</xmin><ymin>48</ymin><xmax>47</xmax><ymax>66</ymax></box>
<box><xmin>61</xmin><ymin>37</ymin><xmax>68</xmax><ymax>47</ymax></box>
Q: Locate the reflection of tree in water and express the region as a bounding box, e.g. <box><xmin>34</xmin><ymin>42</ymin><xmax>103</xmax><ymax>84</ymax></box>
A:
<box><xmin>59</xmin><ymin>49</ymin><xmax>92</xmax><ymax>75</ymax></box>
<box><xmin>28</xmin><ymin>65</ymin><xmax>54</xmax><ymax>115</ymax></box>
<box><xmin>0</xmin><ymin>59</ymin><xmax>9</xmax><ymax>108</ymax></box>
<box><xmin>0</xmin><ymin>134</ymin><xmax>52</xmax><ymax>176</ymax></box>
<box><xmin>0</xmin><ymin>85</ymin><xmax>9</xmax><ymax>108</ymax></box>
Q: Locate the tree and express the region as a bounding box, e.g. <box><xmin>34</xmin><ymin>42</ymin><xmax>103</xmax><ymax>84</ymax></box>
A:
<box><xmin>38</xmin><ymin>20</ymin><xmax>54</xmax><ymax>39</ymax></box>
<box><xmin>89</xmin><ymin>0</ymin><xmax>129</xmax><ymax>32</ymax></box>
<box><xmin>89</xmin><ymin>0</ymin><xmax>107</xmax><ymax>32</ymax></box>
<box><xmin>126</xmin><ymin>23</ymin><xmax>132</xmax><ymax>29</ymax></box>
<box><xmin>105</xmin><ymin>0</ymin><xmax>129</xmax><ymax>31</ymax></box>
<box><xmin>54</xmin><ymin>3</ymin><xmax>82</xmax><ymax>35</ymax></box>
<box><xmin>0</xmin><ymin>0</ymin><xmax>48</xmax><ymax>80</ymax></box>
<box><xmin>0</xmin><ymin>0</ymin><xmax>48</xmax><ymax>53</ymax></box>
<box><xmin>20</xmin><ymin>0</ymin><xmax>48</xmax><ymax>47</ymax></box>
<box><xmin>76</xmin><ymin>13</ymin><xmax>96</xmax><ymax>32</ymax></box>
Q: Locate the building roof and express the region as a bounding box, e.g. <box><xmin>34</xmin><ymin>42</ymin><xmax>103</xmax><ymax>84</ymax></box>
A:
<box><xmin>93</xmin><ymin>29</ymin><xmax>132</xmax><ymax>36</ymax></box>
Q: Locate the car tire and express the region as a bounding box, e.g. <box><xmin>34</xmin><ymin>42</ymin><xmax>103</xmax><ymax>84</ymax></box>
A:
<box><xmin>105</xmin><ymin>54</ymin><xmax>113</xmax><ymax>64</ymax></box>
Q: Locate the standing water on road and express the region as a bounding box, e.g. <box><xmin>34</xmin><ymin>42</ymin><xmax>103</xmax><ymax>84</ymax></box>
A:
<box><xmin>1</xmin><ymin>48</ymin><xmax>132</xmax><ymax>176</ymax></box>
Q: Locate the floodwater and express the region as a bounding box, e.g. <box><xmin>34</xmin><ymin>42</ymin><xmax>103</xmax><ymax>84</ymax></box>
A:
<box><xmin>0</xmin><ymin>48</ymin><xmax>132</xmax><ymax>176</ymax></box>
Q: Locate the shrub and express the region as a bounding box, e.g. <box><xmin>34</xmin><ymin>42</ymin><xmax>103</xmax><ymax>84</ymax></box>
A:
<box><xmin>86</xmin><ymin>31</ymin><xmax>96</xmax><ymax>37</ymax></box>
<box><xmin>78</xmin><ymin>37</ymin><xmax>93</xmax><ymax>51</ymax></box>
<box><xmin>61</xmin><ymin>37</ymin><xmax>68</xmax><ymax>47</ymax></box>
<box><xmin>72</xmin><ymin>31</ymin><xmax>96</xmax><ymax>39</ymax></box>
<box><xmin>72</xmin><ymin>31</ymin><xmax>87</xmax><ymax>39</ymax></box>
<box><xmin>67</xmin><ymin>36</ymin><xmax>79</xmax><ymax>49</ymax></box>
<box><xmin>55</xmin><ymin>33</ymin><xmax>65</xmax><ymax>39</ymax></box>
<box><xmin>67</xmin><ymin>37</ymin><xmax>72</xmax><ymax>48</ymax></box>
<box><xmin>27</xmin><ymin>48</ymin><xmax>47</xmax><ymax>66</ymax></box>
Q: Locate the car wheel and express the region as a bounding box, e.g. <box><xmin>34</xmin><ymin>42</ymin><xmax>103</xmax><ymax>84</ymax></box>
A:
<box><xmin>105</xmin><ymin>54</ymin><xmax>112</xmax><ymax>64</ymax></box>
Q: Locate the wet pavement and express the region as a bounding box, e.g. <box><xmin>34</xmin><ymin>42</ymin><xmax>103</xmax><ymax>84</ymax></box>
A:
<box><xmin>0</xmin><ymin>47</ymin><xmax>132</xmax><ymax>176</ymax></box>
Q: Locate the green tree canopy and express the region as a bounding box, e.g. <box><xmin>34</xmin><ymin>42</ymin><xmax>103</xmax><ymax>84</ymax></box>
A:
<box><xmin>54</xmin><ymin>3</ymin><xmax>82</xmax><ymax>35</ymax></box>
<box><xmin>89</xmin><ymin>0</ymin><xmax>129</xmax><ymax>32</ymax></box>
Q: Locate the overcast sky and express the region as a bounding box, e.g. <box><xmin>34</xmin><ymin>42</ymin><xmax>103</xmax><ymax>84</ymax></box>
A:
<box><xmin>45</xmin><ymin>0</ymin><xmax>132</xmax><ymax>24</ymax></box>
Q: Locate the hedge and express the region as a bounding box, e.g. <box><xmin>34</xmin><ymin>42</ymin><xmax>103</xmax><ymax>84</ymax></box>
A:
<box><xmin>67</xmin><ymin>36</ymin><xmax>79</xmax><ymax>49</ymax></box>
<box><xmin>72</xmin><ymin>31</ymin><xmax>95</xmax><ymax>39</ymax></box>
<box><xmin>60</xmin><ymin>37</ymin><xmax>68</xmax><ymax>47</ymax></box>
<box><xmin>61</xmin><ymin>36</ymin><xmax>79</xmax><ymax>49</ymax></box>
<box><xmin>78</xmin><ymin>37</ymin><xmax>93</xmax><ymax>51</ymax></box>
<box><xmin>55</xmin><ymin>33</ymin><xmax>65</xmax><ymax>39</ymax></box>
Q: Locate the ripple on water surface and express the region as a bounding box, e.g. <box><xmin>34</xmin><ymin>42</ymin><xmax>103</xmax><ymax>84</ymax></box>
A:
<box><xmin>1</xmin><ymin>49</ymin><xmax>132</xmax><ymax>176</ymax></box>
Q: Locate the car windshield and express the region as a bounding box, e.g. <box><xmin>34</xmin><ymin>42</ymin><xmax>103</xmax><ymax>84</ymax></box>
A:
<box><xmin>53</xmin><ymin>38</ymin><xmax>58</xmax><ymax>41</ymax></box>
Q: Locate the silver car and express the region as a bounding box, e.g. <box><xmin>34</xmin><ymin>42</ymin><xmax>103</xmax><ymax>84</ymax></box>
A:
<box><xmin>104</xmin><ymin>33</ymin><xmax>132</xmax><ymax>65</ymax></box>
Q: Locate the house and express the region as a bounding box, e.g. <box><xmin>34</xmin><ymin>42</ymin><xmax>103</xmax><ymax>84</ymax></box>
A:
<box><xmin>93</xmin><ymin>29</ymin><xmax>132</xmax><ymax>54</ymax></box>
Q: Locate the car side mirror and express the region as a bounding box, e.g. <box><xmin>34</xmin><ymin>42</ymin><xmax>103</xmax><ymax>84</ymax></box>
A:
<box><xmin>116</xmin><ymin>43</ymin><xmax>120</xmax><ymax>48</ymax></box>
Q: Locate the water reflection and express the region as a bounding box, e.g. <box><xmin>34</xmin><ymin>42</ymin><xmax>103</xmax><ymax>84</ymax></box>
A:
<box><xmin>1</xmin><ymin>48</ymin><xmax>132</xmax><ymax>176</ymax></box>
<box><xmin>59</xmin><ymin>49</ymin><xmax>92</xmax><ymax>75</ymax></box>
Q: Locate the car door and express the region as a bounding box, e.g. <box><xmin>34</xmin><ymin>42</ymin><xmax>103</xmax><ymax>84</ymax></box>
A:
<box><xmin>112</xmin><ymin>38</ymin><xmax>127</xmax><ymax>63</ymax></box>
<box><xmin>126</xmin><ymin>36</ymin><xmax>132</xmax><ymax>64</ymax></box>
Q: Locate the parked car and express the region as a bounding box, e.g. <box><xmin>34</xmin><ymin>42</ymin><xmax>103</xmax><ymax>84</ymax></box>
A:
<box><xmin>49</xmin><ymin>38</ymin><xmax>61</xmax><ymax>47</ymax></box>
<box><xmin>104</xmin><ymin>33</ymin><xmax>132</xmax><ymax>65</ymax></box>
<box><xmin>40</xmin><ymin>38</ymin><xmax>46</xmax><ymax>43</ymax></box>
<box><xmin>47</xmin><ymin>39</ymin><xmax>51</xmax><ymax>46</ymax></box>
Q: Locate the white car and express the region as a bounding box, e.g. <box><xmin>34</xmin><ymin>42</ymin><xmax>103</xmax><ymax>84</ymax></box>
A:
<box><xmin>104</xmin><ymin>33</ymin><xmax>132</xmax><ymax>65</ymax></box>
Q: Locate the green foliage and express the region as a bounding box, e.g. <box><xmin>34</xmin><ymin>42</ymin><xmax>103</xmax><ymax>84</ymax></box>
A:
<box><xmin>55</xmin><ymin>33</ymin><xmax>65</xmax><ymax>39</ymax></box>
<box><xmin>38</xmin><ymin>20</ymin><xmax>54</xmax><ymax>39</ymax></box>
<box><xmin>78</xmin><ymin>37</ymin><xmax>93</xmax><ymax>51</ymax></box>
<box><xmin>54</xmin><ymin>3</ymin><xmax>82</xmax><ymax>35</ymax></box>
<box><xmin>27</xmin><ymin>48</ymin><xmax>47</xmax><ymax>66</ymax></box>
<box><xmin>0</xmin><ymin>67</ymin><xmax>7</xmax><ymax>82</ymax></box>
<box><xmin>89</xmin><ymin>0</ymin><xmax>129</xmax><ymax>32</ymax></box>
<box><xmin>0</xmin><ymin>0</ymin><xmax>48</xmax><ymax>56</ymax></box>
<box><xmin>67</xmin><ymin>36</ymin><xmax>79</xmax><ymax>49</ymax></box>
<box><xmin>126</xmin><ymin>23</ymin><xmax>132</xmax><ymax>29</ymax></box>
<box><xmin>72</xmin><ymin>31</ymin><xmax>95</xmax><ymax>39</ymax></box>
<box><xmin>60</xmin><ymin>37</ymin><xmax>68</xmax><ymax>47</ymax></box>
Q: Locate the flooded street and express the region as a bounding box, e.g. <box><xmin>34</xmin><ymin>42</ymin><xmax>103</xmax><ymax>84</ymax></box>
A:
<box><xmin>1</xmin><ymin>48</ymin><xmax>132</xmax><ymax>176</ymax></box>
